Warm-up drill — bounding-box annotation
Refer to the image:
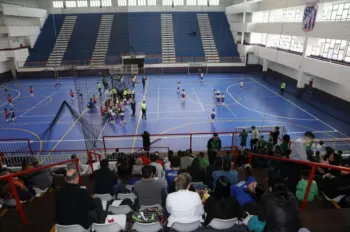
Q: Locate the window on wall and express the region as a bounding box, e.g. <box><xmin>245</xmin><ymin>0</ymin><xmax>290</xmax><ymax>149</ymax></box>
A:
<box><xmin>263</xmin><ymin>11</ymin><xmax>269</xmax><ymax>22</ymax></box>
<box><xmin>323</xmin><ymin>2</ymin><xmax>350</xmax><ymax>21</ymax></box>
<box><xmin>174</xmin><ymin>0</ymin><xmax>183</xmax><ymax>5</ymax></box>
<box><xmin>345</xmin><ymin>46</ymin><xmax>350</xmax><ymax>62</ymax></box>
<box><xmin>66</xmin><ymin>1</ymin><xmax>76</xmax><ymax>7</ymax></box>
<box><xmin>187</xmin><ymin>0</ymin><xmax>196</xmax><ymax>5</ymax></box>
<box><xmin>148</xmin><ymin>0</ymin><xmax>156</xmax><ymax>5</ymax></box>
<box><xmin>279</xmin><ymin>35</ymin><xmax>291</xmax><ymax>50</ymax></box>
<box><xmin>261</xmin><ymin>33</ymin><xmax>267</xmax><ymax>45</ymax></box>
<box><xmin>53</xmin><ymin>1</ymin><xmax>64</xmax><ymax>8</ymax></box>
<box><xmin>138</xmin><ymin>0</ymin><xmax>146</xmax><ymax>5</ymax></box>
<box><xmin>101</xmin><ymin>0</ymin><xmax>112</xmax><ymax>6</ymax></box>
<box><xmin>209</xmin><ymin>0</ymin><xmax>219</xmax><ymax>6</ymax></box>
<box><xmin>77</xmin><ymin>0</ymin><xmax>88</xmax><ymax>7</ymax></box>
<box><xmin>290</xmin><ymin>36</ymin><xmax>304</xmax><ymax>53</ymax></box>
<box><xmin>118</xmin><ymin>0</ymin><xmax>127</xmax><ymax>6</ymax></box>
<box><xmin>311</xmin><ymin>39</ymin><xmax>325</xmax><ymax>56</ymax></box>
<box><xmin>267</xmin><ymin>34</ymin><xmax>280</xmax><ymax>48</ymax></box>
<box><xmin>197</xmin><ymin>0</ymin><xmax>207</xmax><ymax>6</ymax></box>
<box><xmin>90</xmin><ymin>0</ymin><xmax>100</xmax><ymax>7</ymax></box>
<box><xmin>322</xmin><ymin>39</ymin><xmax>347</xmax><ymax>60</ymax></box>
<box><xmin>163</xmin><ymin>0</ymin><xmax>172</xmax><ymax>5</ymax></box>
<box><xmin>129</xmin><ymin>0</ymin><xmax>137</xmax><ymax>5</ymax></box>
<box><xmin>282</xmin><ymin>8</ymin><xmax>301</xmax><ymax>22</ymax></box>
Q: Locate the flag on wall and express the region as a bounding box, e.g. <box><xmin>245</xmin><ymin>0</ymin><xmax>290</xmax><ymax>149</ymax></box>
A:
<box><xmin>302</xmin><ymin>1</ymin><xmax>319</xmax><ymax>32</ymax></box>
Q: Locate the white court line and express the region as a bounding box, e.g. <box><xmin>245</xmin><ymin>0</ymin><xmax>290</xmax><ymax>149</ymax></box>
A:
<box><xmin>287</xmin><ymin>130</ymin><xmax>338</xmax><ymax>135</ymax></box>
<box><xmin>225</xmin><ymin>105</ymin><xmax>237</xmax><ymax>118</ymax></box>
<box><xmin>98</xmin><ymin>120</ymin><xmax>108</xmax><ymax>140</ymax></box>
<box><xmin>18</xmin><ymin>91</ymin><xmax>59</xmax><ymax>118</ymax></box>
<box><xmin>247</xmin><ymin>76</ymin><xmax>342</xmax><ymax>134</ymax></box>
<box><xmin>226</xmin><ymin>83</ymin><xmax>322</xmax><ymax>121</ymax></box>
<box><xmin>192</xmin><ymin>88</ymin><xmax>204</xmax><ymax>111</ymax></box>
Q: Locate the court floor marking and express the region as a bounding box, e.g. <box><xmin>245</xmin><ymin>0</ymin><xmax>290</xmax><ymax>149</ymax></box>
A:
<box><xmin>247</xmin><ymin>76</ymin><xmax>347</xmax><ymax>137</ymax></box>
<box><xmin>192</xmin><ymin>88</ymin><xmax>205</xmax><ymax>111</ymax></box>
<box><xmin>0</xmin><ymin>88</ymin><xmax>21</xmax><ymax>107</ymax></box>
<box><xmin>18</xmin><ymin>91</ymin><xmax>59</xmax><ymax>118</ymax></box>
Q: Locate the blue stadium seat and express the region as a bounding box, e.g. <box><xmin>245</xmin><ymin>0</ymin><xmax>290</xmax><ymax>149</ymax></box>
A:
<box><xmin>63</xmin><ymin>14</ymin><xmax>101</xmax><ymax>65</ymax></box>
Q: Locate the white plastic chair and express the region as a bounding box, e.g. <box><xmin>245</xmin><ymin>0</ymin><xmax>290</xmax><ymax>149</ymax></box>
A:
<box><xmin>139</xmin><ymin>204</ymin><xmax>162</xmax><ymax>211</ymax></box>
<box><xmin>172</xmin><ymin>221</ymin><xmax>201</xmax><ymax>232</ymax></box>
<box><xmin>322</xmin><ymin>192</ymin><xmax>345</xmax><ymax>203</ymax></box>
<box><xmin>132</xmin><ymin>222</ymin><xmax>163</xmax><ymax>232</ymax></box>
<box><xmin>117</xmin><ymin>193</ymin><xmax>137</xmax><ymax>201</ymax></box>
<box><xmin>55</xmin><ymin>224</ymin><xmax>88</xmax><ymax>232</ymax></box>
<box><xmin>93</xmin><ymin>194</ymin><xmax>114</xmax><ymax>202</ymax></box>
<box><xmin>298</xmin><ymin>229</ymin><xmax>311</xmax><ymax>232</ymax></box>
<box><xmin>92</xmin><ymin>222</ymin><xmax>122</xmax><ymax>232</ymax></box>
<box><xmin>125</xmin><ymin>184</ymin><xmax>134</xmax><ymax>192</ymax></box>
<box><xmin>208</xmin><ymin>218</ymin><xmax>239</xmax><ymax>230</ymax></box>
<box><xmin>109</xmin><ymin>200</ymin><xmax>133</xmax><ymax>215</ymax></box>
<box><xmin>33</xmin><ymin>187</ymin><xmax>49</xmax><ymax>198</ymax></box>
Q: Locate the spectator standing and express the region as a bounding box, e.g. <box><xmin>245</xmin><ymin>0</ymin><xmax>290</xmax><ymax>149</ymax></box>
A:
<box><xmin>55</xmin><ymin>169</ymin><xmax>104</xmax><ymax>229</ymax></box>
<box><xmin>296</xmin><ymin>170</ymin><xmax>318</xmax><ymax>202</ymax></box>
<box><xmin>166</xmin><ymin>173</ymin><xmax>204</xmax><ymax>227</ymax></box>
<box><xmin>141</xmin><ymin>131</ymin><xmax>151</xmax><ymax>153</ymax></box>
<box><xmin>280</xmin><ymin>134</ymin><xmax>290</xmax><ymax>156</ymax></box>
<box><xmin>212</xmin><ymin>159</ymin><xmax>238</xmax><ymax>186</ymax></box>
<box><xmin>250</xmin><ymin>126</ymin><xmax>260</xmax><ymax>151</ymax></box>
<box><xmin>207</xmin><ymin>133</ymin><xmax>221</xmax><ymax>164</ymax></box>
<box><xmin>271</xmin><ymin>126</ymin><xmax>280</xmax><ymax>146</ymax></box>
<box><xmin>239</xmin><ymin>129</ymin><xmax>248</xmax><ymax>149</ymax></box>
<box><xmin>134</xmin><ymin>165</ymin><xmax>167</xmax><ymax>207</ymax></box>
<box><xmin>67</xmin><ymin>154</ymin><xmax>84</xmax><ymax>174</ymax></box>
<box><xmin>30</xmin><ymin>158</ymin><xmax>53</xmax><ymax>190</ymax></box>
<box><xmin>93</xmin><ymin>159</ymin><xmax>123</xmax><ymax>196</ymax></box>
<box><xmin>289</xmin><ymin>132</ymin><xmax>315</xmax><ymax>161</ymax></box>
<box><xmin>204</xmin><ymin>176</ymin><xmax>244</xmax><ymax>225</ymax></box>
<box><xmin>132</xmin><ymin>158</ymin><xmax>143</xmax><ymax>175</ymax></box>
<box><xmin>257</xmin><ymin>135</ymin><xmax>267</xmax><ymax>151</ymax></box>
<box><xmin>164</xmin><ymin>150</ymin><xmax>174</xmax><ymax>171</ymax></box>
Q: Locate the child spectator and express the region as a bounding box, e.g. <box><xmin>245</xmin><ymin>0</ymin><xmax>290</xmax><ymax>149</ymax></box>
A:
<box><xmin>296</xmin><ymin>169</ymin><xmax>318</xmax><ymax>202</ymax></box>
<box><xmin>132</xmin><ymin>158</ymin><xmax>143</xmax><ymax>175</ymax></box>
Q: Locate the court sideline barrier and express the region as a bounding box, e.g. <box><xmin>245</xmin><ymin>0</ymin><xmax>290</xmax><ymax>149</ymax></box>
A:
<box><xmin>246</xmin><ymin>152</ymin><xmax>350</xmax><ymax>210</ymax></box>
<box><xmin>0</xmin><ymin>158</ymin><xmax>82</xmax><ymax>224</ymax></box>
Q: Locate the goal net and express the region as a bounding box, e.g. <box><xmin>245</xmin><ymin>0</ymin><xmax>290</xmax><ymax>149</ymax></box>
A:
<box><xmin>188</xmin><ymin>62</ymin><xmax>208</xmax><ymax>75</ymax></box>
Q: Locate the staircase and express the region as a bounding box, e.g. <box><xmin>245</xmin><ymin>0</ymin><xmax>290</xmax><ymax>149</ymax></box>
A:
<box><xmin>91</xmin><ymin>15</ymin><xmax>114</xmax><ymax>66</ymax></box>
<box><xmin>46</xmin><ymin>16</ymin><xmax>77</xmax><ymax>67</ymax></box>
<box><xmin>197</xmin><ymin>14</ymin><xmax>219</xmax><ymax>63</ymax></box>
<box><xmin>161</xmin><ymin>14</ymin><xmax>176</xmax><ymax>63</ymax></box>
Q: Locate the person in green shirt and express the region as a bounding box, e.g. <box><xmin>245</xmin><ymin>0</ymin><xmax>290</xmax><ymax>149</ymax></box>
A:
<box><xmin>266</xmin><ymin>134</ymin><xmax>274</xmax><ymax>153</ymax></box>
<box><xmin>296</xmin><ymin>169</ymin><xmax>318</xmax><ymax>202</ymax></box>
<box><xmin>280</xmin><ymin>82</ymin><xmax>286</xmax><ymax>96</ymax></box>
<box><xmin>257</xmin><ymin>135</ymin><xmax>267</xmax><ymax>151</ymax></box>
<box><xmin>198</xmin><ymin>152</ymin><xmax>209</xmax><ymax>170</ymax></box>
<box><xmin>239</xmin><ymin>129</ymin><xmax>248</xmax><ymax>149</ymax></box>
<box><xmin>97</xmin><ymin>82</ymin><xmax>102</xmax><ymax>96</ymax></box>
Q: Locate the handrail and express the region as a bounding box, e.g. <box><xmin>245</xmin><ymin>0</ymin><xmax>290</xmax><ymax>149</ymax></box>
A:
<box><xmin>0</xmin><ymin>158</ymin><xmax>81</xmax><ymax>224</ymax></box>
<box><xmin>247</xmin><ymin>152</ymin><xmax>350</xmax><ymax>210</ymax></box>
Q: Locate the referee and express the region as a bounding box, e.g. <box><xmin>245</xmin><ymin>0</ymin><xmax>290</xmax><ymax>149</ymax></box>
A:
<box><xmin>141</xmin><ymin>100</ymin><xmax>147</xmax><ymax>120</ymax></box>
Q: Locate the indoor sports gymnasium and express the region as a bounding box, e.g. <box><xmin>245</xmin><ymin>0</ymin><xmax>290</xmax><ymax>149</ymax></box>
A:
<box><xmin>0</xmin><ymin>0</ymin><xmax>350</xmax><ymax>231</ymax></box>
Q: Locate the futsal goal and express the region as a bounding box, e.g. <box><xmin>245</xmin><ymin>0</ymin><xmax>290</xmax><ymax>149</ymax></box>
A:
<box><xmin>188</xmin><ymin>62</ymin><xmax>208</xmax><ymax>75</ymax></box>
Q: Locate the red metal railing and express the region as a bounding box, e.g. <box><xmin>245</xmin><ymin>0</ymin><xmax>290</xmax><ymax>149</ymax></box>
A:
<box><xmin>0</xmin><ymin>158</ymin><xmax>81</xmax><ymax>224</ymax></box>
<box><xmin>88</xmin><ymin>151</ymin><xmax>102</xmax><ymax>172</ymax></box>
<box><xmin>247</xmin><ymin>152</ymin><xmax>350</xmax><ymax>210</ymax></box>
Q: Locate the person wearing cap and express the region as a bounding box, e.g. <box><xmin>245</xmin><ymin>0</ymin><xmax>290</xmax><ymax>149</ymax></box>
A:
<box><xmin>207</xmin><ymin>133</ymin><xmax>222</xmax><ymax>164</ymax></box>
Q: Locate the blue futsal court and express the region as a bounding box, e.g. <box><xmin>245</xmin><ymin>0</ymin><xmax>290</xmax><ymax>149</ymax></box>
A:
<box><xmin>1</xmin><ymin>73</ymin><xmax>350</xmax><ymax>154</ymax></box>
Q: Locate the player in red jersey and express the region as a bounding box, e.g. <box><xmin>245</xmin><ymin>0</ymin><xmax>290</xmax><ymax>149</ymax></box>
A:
<box><xmin>93</xmin><ymin>95</ymin><xmax>97</xmax><ymax>105</ymax></box>
<box><xmin>7</xmin><ymin>94</ymin><xmax>12</xmax><ymax>106</ymax></box>
<box><xmin>29</xmin><ymin>86</ymin><xmax>33</xmax><ymax>96</ymax></box>
<box><xmin>4</xmin><ymin>108</ymin><xmax>9</xmax><ymax>122</ymax></box>
<box><xmin>69</xmin><ymin>90</ymin><xmax>74</xmax><ymax>99</ymax></box>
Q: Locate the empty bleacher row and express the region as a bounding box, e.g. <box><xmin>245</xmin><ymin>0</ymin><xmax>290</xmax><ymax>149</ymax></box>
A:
<box><xmin>25</xmin><ymin>12</ymin><xmax>238</xmax><ymax>67</ymax></box>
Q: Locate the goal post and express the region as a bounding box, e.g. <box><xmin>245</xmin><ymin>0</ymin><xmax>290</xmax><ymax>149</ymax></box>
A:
<box><xmin>188</xmin><ymin>62</ymin><xmax>208</xmax><ymax>75</ymax></box>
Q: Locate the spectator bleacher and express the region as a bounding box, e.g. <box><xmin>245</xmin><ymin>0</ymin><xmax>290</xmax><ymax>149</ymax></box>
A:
<box><xmin>208</xmin><ymin>12</ymin><xmax>239</xmax><ymax>58</ymax></box>
<box><xmin>173</xmin><ymin>12</ymin><xmax>205</xmax><ymax>62</ymax></box>
<box><xmin>63</xmin><ymin>14</ymin><xmax>101</xmax><ymax>65</ymax></box>
<box><xmin>25</xmin><ymin>15</ymin><xmax>65</xmax><ymax>66</ymax></box>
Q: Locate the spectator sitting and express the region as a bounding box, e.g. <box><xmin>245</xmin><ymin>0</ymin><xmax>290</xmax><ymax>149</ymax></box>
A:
<box><xmin>154</xmin><ymin>151</ymin><xmax>164</xmax><ymax>168</ymax></box>
<box><xmin>257</xmin><ymin>135</ymin><xmax>267</xmax><ymax>151</ymax></box>
<box><xmin>231</xmin><ymin>165</ymin><xmax>265</xmax><ymax>211</ymax></box>
<box><xmin>93</xmin><ymin>159</ymin><xmax>123</xmax><ymax>196</ymax></box>
<box><xmin>187</xmin><ymin>158</ymin><xmax>206</xmax><ymax>183</ymax></box>
<box><xmin>166</xmin><ymin>156</ymin><xmax>181</xmax><ymax>193</ymax></box>
<box><xmin>296</xmin><ymin>169</ymin><xmax>318</xmax><ymax>202</ymax></box>
<box><xmin>212</xmin><ymin>159</ymin><xmax>238</xmax><ymax>186</ymax></box>
<box><xmin>20</xmin><ymin>160</ymin><xmax>34</xmax><ymax>187</ymax></box>
<box><xmin>166</xmin><ymin>173</ymin><xmax>204</xmax><ymax>227</ymax></box>
<box><xmin>139</xmin><ymin>154</ymin><xmax>151</xmax><ymax>166</ymax></box>
<box><xmin>180</xmin><ymin>150</ymin><xmax>194</xmax><ymax>170</ymax></box>
<box><xmin>0</xmin><ymin>170</ymin><xmax>34</xmax><ymax>201</ymax></box>
<box><xmin>204</xmin><ymin>176</ymin><xmax>244</xmax><ymax>226</ymax></box>
<box><xmin>134</xmin><ymin>165</ymin><xmax>167</xmax><ymax>207</ymax></box>
<box><xmin>164</xmin><ymin>150</ymin><xmax>174</xmax><ymax>171</ymax></box>
<box><xmin>149</xmin><ymin>154</ymin><xmax>164</xmax><ymax>179</ymax></box>
<box><xmin>151</xmin><ymin>166</ymin><xmax>168</xmax><ymax>192</ymax></box>
<box><xmin>312</xmin><ymin>140</ymin><xmax>326</xmax><ymax>157</ymax></box>
<box><xmin>67</xmin><ymin>154</ymin><xmax>85</xmax><ymax>174</ymax></box>
<box><xmin>198</xmin><ymin>152</ymin><xmax>209</xmax><ymax>170</ymax></box>
<box><xmin>55</xmin><ymin>169</ymin><xmax>104</xmax><ymax>229</ymax></box>
<box><xmin>30</xmin><ymin>157</ymin><xmax>53</xmax><ymax>190</ymax></box>
<box><xmin>258</xmin><ymin>183</ymin><xmax>301</xmax><ymax>232</ymax></box>
<box><xmin>206</xmin><ymin>156</ymin><xmax>223</xmax><ymax>189</ymax></box>
<box><xmin>132</xmin><ymin>158</ymin><xmax>143</xmax><ymax>175</ymax></box>
<box><xmin>280</xmin><ymin>134</ymin><xmax>290</xmax><ymax>156</ymax></box>
<box><xmin>207</xmin><ymin>133</ymin><xmax>222</xmax><ymax>164</ymax></box>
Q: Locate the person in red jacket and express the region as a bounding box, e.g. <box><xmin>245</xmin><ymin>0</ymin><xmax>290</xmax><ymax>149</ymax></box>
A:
<box><xmin>4</xmin><ymin>108</ymin><xmax>9</xmax><ymax>122</ymax></box>
<box><xmin>69</xmin><ymin>90</ymin><xmax>74</xmax><ymax>100</ymax></box>
<box><xmin>29</xmin><ymin>86</ymin><xmax>33</xmax><ymax>96</ymax></box>
<box><xmin>93</xmin><ymin>95</ymin><xmax>97</xmax><ymax>105</ymax></box>
<box><xmin>7</xmin><ymin>94</ymin><xmax>12</xmax><ymax>106</ymax></box>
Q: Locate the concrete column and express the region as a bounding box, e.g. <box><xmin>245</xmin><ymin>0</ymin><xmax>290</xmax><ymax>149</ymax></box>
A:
<box><xmin>262</xmin><ymin>59</ymin><xmax>269</xmax><ymax>72</ymax></box>
<box><xmin>296</xmin><ymin>36</ymin><xmax>309</xmax><ymax>92</ymax></box>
